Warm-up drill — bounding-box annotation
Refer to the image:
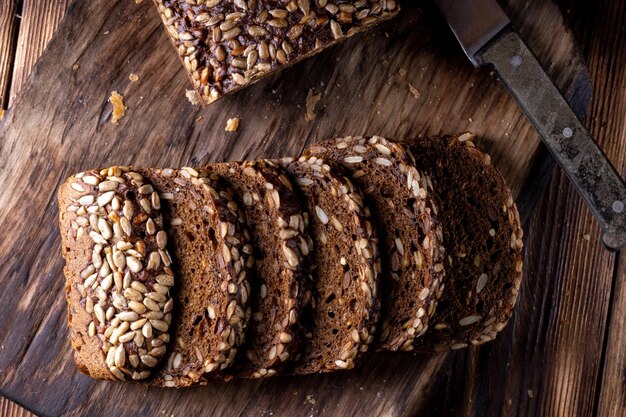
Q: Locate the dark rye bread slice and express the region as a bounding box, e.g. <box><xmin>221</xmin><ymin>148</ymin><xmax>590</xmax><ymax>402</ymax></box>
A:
<box><xmin>304</xmin><ymin>136</ymin><xmax>445</xmax><ymax>351</ymax></box>
<box><xmin>59</xmin><ymin>167</ymin><xmax>175</xmax><ymax>381</ymax></box>
<box><xmin>409</xmin><ymin>133</ymin><xmax>523</xmax><ymax>351</ymax></box>
<box><xmin>279</xmin><ymin>157</ymin><xmax>381</xmax><ymax>374</ymax></box>
<box><xmin>211</xmin><ymin>160</ymin><xmax>312</xmax><ymax>378</ymax></box>
<box><xmin>140</xmin><ymin>167</ymin><xmax>253</xmax><ymax>387</ymax></box>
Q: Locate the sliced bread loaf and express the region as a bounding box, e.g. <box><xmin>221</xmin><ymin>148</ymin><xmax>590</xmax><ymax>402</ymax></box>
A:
<box><xmin>212</xmin><ymin>161</ymin><xmax>313</xmax><ymax>378</ymax></box>
<box><xmin>141</xmin><ymin>167</ymin><xmax>253</xmax><ymax>386</ymax></box>
<box><xmin>409</xmin><ymin>133</ymin><xmax>523</xmax><ymax>351</ymax></box>
<box><xmin>280</xmin><ymin>157</ymin><xmax>381</xmax><ymax>374</ymax></box>
<box><xmin>59</xmin><ymin>166</ymin><xmax>175</xmax><ymax>381</ymax></box>
<box><xmin>304</xmin><ymin>136</ymin><xmax>445</xmax><ymax>351</ymax></box>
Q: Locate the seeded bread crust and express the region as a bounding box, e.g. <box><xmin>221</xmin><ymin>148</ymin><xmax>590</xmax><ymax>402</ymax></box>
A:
<box><xmin>139</xmin><ymin>167</ymin><xmax>252</xmax><ymax>387</ymax></box>
<box><xmin>59</xmin><ymin>167</ymin><xmax>175</xmax><ymax>382</ymax></box>
<box><xmin>212</xmin><ymin>160</ymin><xmax>312</xmax><ymax>378</ymax></box>
<box><xmin>280</xmin><ymin>157</ymin><xmax>381</xmax><ymax>374</ymax></box>
<box><xmin>409</xmin><ymin>133</ymin><xmax>523</xmax><ymax>351</ymax></box>
<box><xmin>153</xmin><ymin>0</ymin><xmax>400</xmax><ymax>105</ymax></box>
<box><xmin>304</xmin><ymin>136</ymin><xmax>445</xmax><ymax>351</ymax></box>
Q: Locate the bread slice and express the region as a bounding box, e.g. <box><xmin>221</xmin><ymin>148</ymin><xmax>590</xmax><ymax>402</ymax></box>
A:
<box><xmin>280</xmin><ymin>157</ymin><xmax>381</xmax><ymax>374</ymax></box>
<box><xmin>59</xmin><ymin>166</ymin><xmax>175</xmax><ymax>381</ymax></box>
<box><xmin>211</xmin><ymin>160</ymin><xmax>313</xmax><ymax>378</ymax></box>
<box><xmin>409</xmin><ymin>133</ymin><xmax>523</xmax><ymax>351</ymax></box>
<box><xmin>304</xmin><ymin>136</ymin><xmax>445</xmax><ymax>351</ymax></box>
<box><xmin>152</xmin><ymin>0</ymin><xmax>400</xmax><ymax>104</ymax></box>
<box><xmin>141</xmin><ymin>167</ymin><xmax>253</xmax><ymax>386</ymax></box>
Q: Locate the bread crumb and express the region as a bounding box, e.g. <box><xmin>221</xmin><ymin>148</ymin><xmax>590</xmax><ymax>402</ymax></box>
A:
<box><xmin>399</xmin><ymin>68</ymin><xmax>407</xmax><ymax>76</ymax></box>
<box><xmin>225</xmin><ymin>118</ymin><xmax>240</xmax><ymax>132</ymax></box>
<box><xmin>304</xmin><ymin>89</ymin><xmax>321</xmax><ymax>122</ymax></box>
<box><xmin>135</xmin><ymin>0</ymin><xmax>144</xmax><ymax>3</ymax></box>
<box><xmin>72</xmin><ymin>64</ymin><xmax>79</xmax><ymax>71</ymax></box>
<box><xmin>0</xmin><ymin>109</ymin><xmax>5</xmax><ymax>120</ymax></box>
<box><xmin>409</xmin><ymin>84</ymin><xmax>421</xmax><ymax>99</ymax></box>
<box><xmin>129</xmin><ymin>73</ymin><xmax>139</xmax><ymax>82</ymax></box>
<box><xmin>305</xmin><ymin>395</ymin><xmax>316</xmax><ymax>405</ymax></box>
<box><xmin>195</xmin><ymin>115</ymin><xmax>203</xmax><ymax>122</ymax></box>
<box><xmin>582</xmin><ymin>234</ymin><xmax>590</xmax><ymax>241</ymax></box>
<box><xmin>108</xmin><ymin>91</ymin><xmax>126</xmax><ymax>125</ymax></box>
<box><xmin>186</xmin><ymin>89</ymin><xmax>200</xmax><ymax>106</ymax></box>
<box><xmin>527</xmin><ymin>389</ymin><xmax>534</xmax><ymax>398</ymax></box>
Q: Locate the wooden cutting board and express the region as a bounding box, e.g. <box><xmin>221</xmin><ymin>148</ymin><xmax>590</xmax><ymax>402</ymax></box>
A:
<box><xmin>0</xmin><ymin>0</ymin><xmax>591</xmax><ymax>416</ymax></box>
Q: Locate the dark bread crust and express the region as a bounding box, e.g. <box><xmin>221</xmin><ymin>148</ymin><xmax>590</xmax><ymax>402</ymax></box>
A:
<box><xmin>280</xmin><ymin>157</ymin><xmax>381</xmax><ymax>374</ymax></box>
<box><xmin>59</xmin><ymin>167</ymin><xmax>175</xmax><ymax>381</ymax></box>
<box><xmin>409</xmin><ymin>133</ymin><xmax>523</xmax><ymax>351</ymax></box>
<box><xmin>141</xmin><ymin>167</ymin><xmax>253</xmax><ymax>387</ymax></box>
<box><xmin>212</xmin><ymin>160</ymin><xmax>312</xmax><ymax>378</ymax></box>
<box><xmin>304</xmin><ymin>136</ymin><xmax>445</xmax><ymax>351</ymax></box>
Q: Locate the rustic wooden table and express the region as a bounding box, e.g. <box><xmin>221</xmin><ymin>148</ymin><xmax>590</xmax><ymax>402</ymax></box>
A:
<box><xmin>0</xmin><ymin>0</ymin><xmax>624</xmax><ymax>416</ymax></box>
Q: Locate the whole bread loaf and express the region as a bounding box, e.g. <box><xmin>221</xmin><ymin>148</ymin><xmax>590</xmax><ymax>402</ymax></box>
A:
<box><xmin>153</xmin><ymin>0</ymin><xmax>400</xmax><ymax>104</ymax></box>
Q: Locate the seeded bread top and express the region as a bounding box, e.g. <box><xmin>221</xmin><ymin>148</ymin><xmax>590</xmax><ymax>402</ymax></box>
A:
<box><xmin>141</xmin><ymin>167</ymin><xmax>253</xmax><ymax>387</ymax></box>
<box><xmin>59</xmin><ymin>166</ymin><xmax>175</xmax><ymax>382</ymax></box>
<box><xmin>153</xmin><ymin>0</ymin><xmax>400</xmax><ymax>104</ymax></box>
<box><xmin>281</xmin><ymin>157</ymin><xmax>381</xmax><ymax>374</ymax></box>
<box><xmin>304</xmin><ymin>136</ymin><xmax>445</xmax><ymax>351</ymax></box>
<box><xmin>212</xmin><ymin>160</ymin><xmax>312</xmax><ymax>378</ymax></box>
<box><xmin>410</xmin><ymin>133</ymin><xmax>523</xmax><ymax>351</ymax></box>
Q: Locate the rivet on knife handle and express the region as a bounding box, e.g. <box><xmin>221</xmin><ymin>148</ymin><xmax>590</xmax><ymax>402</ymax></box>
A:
<box><xmin>480</xmin><ymin>31</ymin><xmax>626</xmax><ymax>250</ymax></box>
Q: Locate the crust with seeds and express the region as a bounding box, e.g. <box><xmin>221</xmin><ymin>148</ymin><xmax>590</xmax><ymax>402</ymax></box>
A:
<box><xmin>212</xmin><ymin>160</ymin><xmax>312</xmax><ymax>378</ymax></box>
<box><xmin>409</xmin><ymin>133</ymin><xmax>523</xmax><ymax>351</ymax></box>
<box><xmin>139</xmin><ymin>168</ymin><xmax>253</xmax><ymax>387</ymax></box>
<box><xmin>280</xmin><ymin>157</ymin><xmax>381</xmax><ymax>374</ymax></box>
<box><xmin>59</xmin><ymin>166</ymin><xmax>175</xmax><ymax>381</ymax></box>
<box><xmin>153</xmin><ymin>0</ymin><xmax>400</xmax><ymax>104</ymax></box>
<box><xmin>304</xmin><ymin>136</ymin><xmax>446</xmax><ymax>351</ymax></box>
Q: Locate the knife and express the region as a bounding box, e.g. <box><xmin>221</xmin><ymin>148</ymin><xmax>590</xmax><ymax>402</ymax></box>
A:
<box><xmin>433</xmin><ymin>0</ymin><xmax>626</xmax><ymax>250</ymax></box>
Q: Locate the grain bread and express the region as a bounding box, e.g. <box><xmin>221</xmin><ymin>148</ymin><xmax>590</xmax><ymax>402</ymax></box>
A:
<box><xmin>409</xmin><ymin>133</ymin><xmax>523</xmax><ymax>351</ymax></box>
<box><xmin>212</xmin><ymin>160</ymin><xmax>313</xmax><ymax>377</ymax></box>
<box><xmin>304</xmin><ymin>136</ymin><xmax>445</xmax><ymax>351</ymax></box>
<box><xmin>59</xmin><ymin>167</ymin><xmax>175</xmax><ymax>381</ymax></box>
<box><xmin>152</xmin><ymin>0</ymin><xmax>400</xmax><ymax>105</ymax></box>
<box><xmin>280</xmin><ymin>157</ymin><xmax>381</xmax><ymax>373</ymax></box>
<box><xmin>140</xmin><ymin>167</ymin><xmax>253</xmax><ymax>386</ymax></box>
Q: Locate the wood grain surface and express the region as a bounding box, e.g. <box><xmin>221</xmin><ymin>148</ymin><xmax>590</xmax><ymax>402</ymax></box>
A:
<box><xmin>0</xmin><ymin>0</ymin><xmax>624</xmax><ymax>416</ymax></box>
<box><xmin>583</xmin><ymin>1</ymin><xmax>626</xmax><ymax>416</ymax></box>
<box><xmin>8</xmin><ymin>0</ymin><xmax>70</xmax><ymax>104</ymax></box>
<box><xmin>0</xmin><ymin>0</ymin><xmax>20</xmax><ymax>109</ymax></box>
<box><xmin>1</xmin><ymin>1</ymin><xmax>69</xmax><ymax>414</ymax></box>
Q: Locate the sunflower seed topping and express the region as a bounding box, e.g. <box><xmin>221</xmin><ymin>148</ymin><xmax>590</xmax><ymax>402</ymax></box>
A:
<box><xmin>61</xmin><ymin>167</ymin><xmax>175</xmax><ymax>381</ymax></box>
<box><xmin>459</xmin><ymin>315</ymin><xmax>482</xmax><ymax>326</ymax></box>
<box><xmin>153</xmin><ymin>0</ymin><xmax>398</xmax><ymax>104</ymax></box>
<box><xmin>315</xmin><ymin>206</ymin><xmax>329</xmax><ymax>224</ymax></box>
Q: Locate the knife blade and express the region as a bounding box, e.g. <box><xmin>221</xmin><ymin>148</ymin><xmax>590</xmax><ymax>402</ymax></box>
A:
<box><xmin>433</xmin><ymin>0</ymin><xmax>626</xmax><ymax>250</ymax></box>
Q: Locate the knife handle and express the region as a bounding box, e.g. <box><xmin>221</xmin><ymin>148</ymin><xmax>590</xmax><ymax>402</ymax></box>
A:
<box><xmin>480</xmin><ymin>30</ymin><xmax>626</xmax><ymax>250</ymax></box>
